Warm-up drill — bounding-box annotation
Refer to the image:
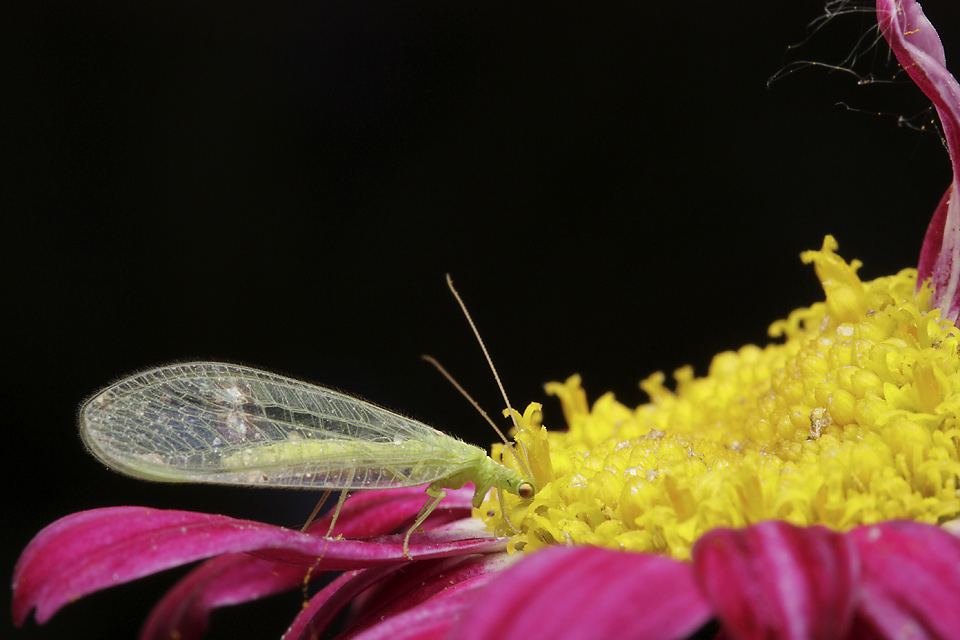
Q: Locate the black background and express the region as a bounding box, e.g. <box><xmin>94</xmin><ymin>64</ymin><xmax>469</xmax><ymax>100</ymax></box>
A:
<box><xmin>6</xmin><ymin>1</ymin><xmax>960</xmax><ymax>638</ymax></box>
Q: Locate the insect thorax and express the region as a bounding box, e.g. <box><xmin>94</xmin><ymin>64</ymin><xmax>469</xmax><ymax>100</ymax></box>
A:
<box><xmin>462</xmin><ymin>456</ymin><xmax>523</xmax><ymax>508</ymax></box>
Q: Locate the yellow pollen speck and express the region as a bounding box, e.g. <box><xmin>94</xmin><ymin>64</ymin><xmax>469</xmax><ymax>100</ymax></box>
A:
<box><xmin>479</xmin><ymin>236</ymin><xmax>960</xmax><ymax>559</ymax></box>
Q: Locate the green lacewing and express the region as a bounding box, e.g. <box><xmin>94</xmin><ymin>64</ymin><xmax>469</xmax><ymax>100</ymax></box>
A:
<box><xmin>79</xmin><ymin>281</ymin><xmax>536</xmax><ymax>557</ymax></box>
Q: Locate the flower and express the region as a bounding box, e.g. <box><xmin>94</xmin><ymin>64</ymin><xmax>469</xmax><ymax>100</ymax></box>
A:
<box><xmin>485</xmin><ymin>235</ymin><xmax>960</xmax><ymax>562</ymax></box>
<box><xmin>12</xmin><ymin>1</ymin><xmax>960</xmax><ymax>639</ymax></box>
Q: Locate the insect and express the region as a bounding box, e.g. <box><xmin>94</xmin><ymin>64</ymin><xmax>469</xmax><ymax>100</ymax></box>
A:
<box><xmin>79</xmin><ymin>280</ymin><xmax>536</xmax><ymax>558</ymax></box>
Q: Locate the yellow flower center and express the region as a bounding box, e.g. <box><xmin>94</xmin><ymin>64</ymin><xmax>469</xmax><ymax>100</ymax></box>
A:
<box><xmin>480</xmin><ymin>236</ymin><xmax>960</xmax><ymax>559</ymax></box>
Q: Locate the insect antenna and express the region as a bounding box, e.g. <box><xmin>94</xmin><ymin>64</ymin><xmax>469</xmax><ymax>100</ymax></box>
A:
<box><xmin>421</xmin><ymin>354</ymin><xmax>511</xmax><ymax>446</ymax></box>
<box><xmin>440</xmin><ymin>274</ymin><xmax>533</xmax><ymax>478</ymax></box>
<box><xmin>422</xmin><ymin>354</ymin><xmax>533</xmax><ymax>513</ymax></box>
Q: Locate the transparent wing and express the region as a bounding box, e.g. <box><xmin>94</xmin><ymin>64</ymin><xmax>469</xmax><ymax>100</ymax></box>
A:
<box><xmin>80</xmin><ymin>362</ymin><xmax>483</xmax><ymax>489</ymax></box>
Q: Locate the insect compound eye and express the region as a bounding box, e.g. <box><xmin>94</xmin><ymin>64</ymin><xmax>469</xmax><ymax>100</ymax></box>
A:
<box><xmin>518</xmin><ymin>481</ymin><xmax>535</xmax><ymax>499</ymax></box>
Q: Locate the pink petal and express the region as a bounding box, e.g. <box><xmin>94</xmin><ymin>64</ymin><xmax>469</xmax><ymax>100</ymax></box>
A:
<box><xmin>691</xmin><ymin>522</ymin><xmax>859</xmax><ymax>640</ymax></box>
<box><xmin>349</xmin><ymin>589</ymin><xmax>478</xmax><ymax>640</ymax></box>
<box><xmin>284</xmin><ymin>568</ymin><xmax>390</xmax><ymax>640</ymax></box>
<box><xmin>848</xmin><ymin>521</ymin><xmax>960</xmax><ymax>639</ymax></box>
<box><xmin>139</xmin><ymin>489</ymin><xmax>479</xmax><ymax>640</ymax></box>
<box><xmin>916</xmin><ymin>188</ymin><xmax>951</xmax><ymax>292</ymax></box>
<box><xmin>12</xmin><ymin>506</ymin><xmax>504</xmax><ymax>627</ymax></box>
<box><xmin>877</xmin><ymin>0</ymin><xmax>960</xmax><ymax>319</ymax></box>
<box><xmin>344</xmin><ymin>554</ymin><xmax>512</xmax><ymax>638</ymax></box>
<box><xmin>286</xmin><ymin>554</ymin><xmax>509</xmax><ymax>640</ymax></box>
<box><xmin>140</xmin><ymin>552</ymin><xmax>307</xmax><ymax>640</ymax></box>
<box><xmin>254</xmin><ymin>529</ymin><xmax>505</xmax><ymax>567</ymax></box>
<box><xmin>447</xmin><ymin>546</ymin><xmax>712</xmax><ymax>640</ymax></box>
<box><xmin>303</xmin><ymin>486</ymin><xmax>475</xmax><ymax>538</ymax></box>
<box><xmin>136</xmin><ymin>487</ymin><xmax>476</xmax><ymax>639</ymax></box>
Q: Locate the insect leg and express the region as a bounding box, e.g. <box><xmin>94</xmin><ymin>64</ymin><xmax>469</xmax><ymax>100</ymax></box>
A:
<box><xmin>301</xmin><ymin>489</ymin><xmax>333</xmax><ymax>533</ymax></box>
<box><xmin>497</xmin><ymin>484</ymin><xmax>521</xmax><ymax>534</ymax></box>
<box><xmin>403</xmin><ymin>486</ymin><xmax>447</xmax><ymax>559</ymax></box>
<box><xmin>322</xmin><ymin>467</ymin><xmax>358</xmax><ymax>537</ymax></box>
<box><xmin>326</xmin><ymin>489</ymin><xmax>351</xmax><ymax>537</ymax></box>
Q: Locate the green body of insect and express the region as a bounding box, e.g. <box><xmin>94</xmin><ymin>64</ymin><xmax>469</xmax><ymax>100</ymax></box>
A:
<box><xmin>80</xmin><ymin>362</ymin><xmax>535</xmax><ymax>556</ymax></box>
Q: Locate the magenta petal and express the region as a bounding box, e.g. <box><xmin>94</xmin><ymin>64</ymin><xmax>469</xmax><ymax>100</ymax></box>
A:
<box><xmin>12</xmin><ymin>506</ymin><xmax>503</xmax><ymax>626</ymax></box>
<box><xmin>349</xmin><ymin>589</ymin><xmax>477</xmax><ymax>640</ymax></box>
<box><xmin>135</xmin><ymin>489</ymin><xmax>479</xmax><ymax>639</ymax></box>
<box><xmin>346</xmin><ymin>555</ymin><xmax>511</xmax><ymax>638</ymax></box>
<box><xmin>140</xmin><ymin>552</ymin><xmax>307</xmax><ymax>640</ymax></box>
<box><xmin>916</xmin><ymin>188</ymin><xmax>951</xmax><ymax>292</ymax></box>
<box><xmin>447</xmin><ymin>546</ymin><xmax>712</xmax><ymax>640</ymax></box>
<box><xmin>286</xmin><ymin>555</ymin><xmax>509</xmax><ymax>640</ymax></box>
<box><xmin>877</xmin><ymin>0</ymin><xmax>960</xmax><ymax>319</ymax></box>
<box><xmin>250</xmin><ymin>529</ymin><xmax>506</xmax><ymax>568</ymax></box>
<box><xmin>306</xmin><ymin>487</ymin><xmax>475</xmax><ymax>538</ymax></box>
<box><xmin>285</xmin><ymin>568</ymin><xmax>389</xmax><ymax>640</ymax></box>
<box><xmin>691</xmin><ymin>522</ymin><xmax>859</xmax><ymax>640</ymax></box>
<box><xmin>849</xmin><ymin>521</ymin><xmax>960</xmax><ymax>639</ymax></box>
